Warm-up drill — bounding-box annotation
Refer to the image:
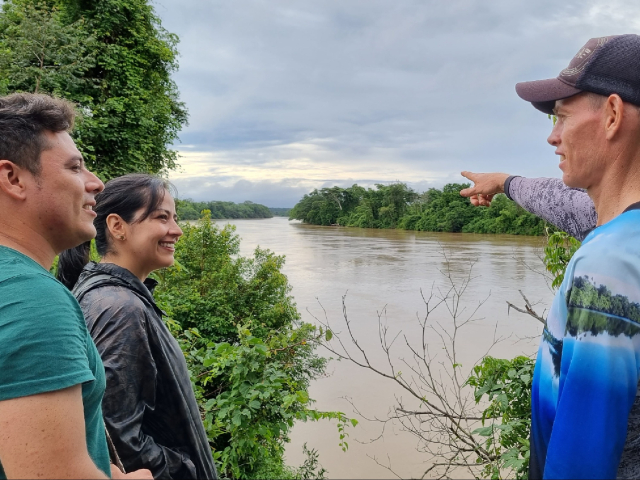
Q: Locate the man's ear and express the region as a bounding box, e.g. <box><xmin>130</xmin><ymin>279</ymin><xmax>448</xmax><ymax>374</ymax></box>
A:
<box><xmin>0</xmin><ymin>160</ymin><xmax>29</xmax><ymax>200</ymax></box>
<box><xmin>604</xmin><ymin>94</ymin><xmax>625</xmax><ymax>140</ymax></box>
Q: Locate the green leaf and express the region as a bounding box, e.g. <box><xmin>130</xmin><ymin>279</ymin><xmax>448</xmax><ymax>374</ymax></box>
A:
<box><xmin>472</xmin><ymin>425</ymin><xmax>495</xmax><ymax>436</ymax></box>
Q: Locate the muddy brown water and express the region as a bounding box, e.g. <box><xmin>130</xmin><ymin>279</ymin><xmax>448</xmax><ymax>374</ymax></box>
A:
<box><xmin>220</xmin><ymin>217</ymin><xmax>551</xmax><ymax>479</ymax></box>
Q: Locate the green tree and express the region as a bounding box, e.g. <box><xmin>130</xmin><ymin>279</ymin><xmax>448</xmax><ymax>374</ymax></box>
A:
<box><xmin>290</xmin><ymin>182</ymin><xmax>551</xmax><ymax>236</ymax></box>
<box><xmin>0</xmin><ymin>0</ymin><xmax>188</xmax><ymax>179</ymax></box>
<box><xmin>63</xmin><ymin>0</ymin><xmax>188</xmax><ymax>178</ymax></box>
<box><xmin>0</xmin><ymin>1</ymin><xmax>95</xmax><ymax>97</ymax></box>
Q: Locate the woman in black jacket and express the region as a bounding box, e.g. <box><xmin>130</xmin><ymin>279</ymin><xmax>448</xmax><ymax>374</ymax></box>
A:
<box><xmin>57</xmin><ymin>174</ymin><xmax>218</xmax><ymax>480</ymax></box>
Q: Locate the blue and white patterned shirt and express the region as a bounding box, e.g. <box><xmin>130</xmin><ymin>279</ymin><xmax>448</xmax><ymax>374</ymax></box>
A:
<box><xmin>530</xmin><ymin>204</ymin><xmax>640</xmax><ymax>479</ymax></box>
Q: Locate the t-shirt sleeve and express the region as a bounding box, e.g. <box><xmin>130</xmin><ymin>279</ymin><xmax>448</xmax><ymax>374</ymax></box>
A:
<box><xmin>0</xmin><ymin>273</ymin><xmax>94</xmax><ymax>401</ymax></box>
<box><xmin>543</xmin><ymin>255</ymin><xmax>640</xmax><ymax>479</ymax></box>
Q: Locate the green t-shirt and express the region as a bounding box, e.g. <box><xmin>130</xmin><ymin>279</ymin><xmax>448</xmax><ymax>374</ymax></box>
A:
<box><xmin>0</xmin><ymin>246</ymin><xmax>110</xmax><ymax>478</ymax></box>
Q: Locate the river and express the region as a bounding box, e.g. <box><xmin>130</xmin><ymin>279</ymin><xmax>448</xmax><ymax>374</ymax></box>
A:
<box><xmin>221</xmin><ymin>217</ymin><xmax>551</xmax><ymax>479</ymax></box>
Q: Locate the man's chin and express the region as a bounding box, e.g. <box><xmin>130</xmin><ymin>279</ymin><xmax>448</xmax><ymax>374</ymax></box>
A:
<box><xmin>63</xmin><ymin>227</ymin><xmax>97</xmax><ymax>251</ymax></box>
<box><xmin>561</xmin><ymin>173</ymin><xmax>585</xmax><ymax>189</ymax></box>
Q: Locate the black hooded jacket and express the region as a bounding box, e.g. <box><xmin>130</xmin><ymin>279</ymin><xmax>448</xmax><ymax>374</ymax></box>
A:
<box><xmin>73</xmin><ymin>262</ymin><xmax>218</xmax><ymax>480</ymax></box>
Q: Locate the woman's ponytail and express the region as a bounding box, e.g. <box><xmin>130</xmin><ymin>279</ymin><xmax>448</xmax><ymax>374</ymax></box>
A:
<box><xmin>57</xmin><ymin>241</ymin><xmax>91</xmax><ymax>290</ymax></box>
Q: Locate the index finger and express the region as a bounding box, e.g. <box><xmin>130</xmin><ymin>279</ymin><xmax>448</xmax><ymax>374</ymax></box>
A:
<box><xmin>460</xmin><ymin>171</ymin><xmax>479</xmax><ymax>183</ymax></box>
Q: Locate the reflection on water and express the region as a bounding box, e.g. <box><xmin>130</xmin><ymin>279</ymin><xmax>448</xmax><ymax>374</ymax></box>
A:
<box><xmin>221</xmin><ymin>217</ymin><xmax>551</xmax><ymax>479</ymax></box>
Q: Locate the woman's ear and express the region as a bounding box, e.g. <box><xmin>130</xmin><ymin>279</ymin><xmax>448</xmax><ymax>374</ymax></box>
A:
<box><xmin>105</xmin><ymin>213</ymin><xmax>127</xmax><ymax>242</ymax></box>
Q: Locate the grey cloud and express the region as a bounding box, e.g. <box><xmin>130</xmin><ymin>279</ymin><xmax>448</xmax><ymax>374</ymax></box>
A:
<box><xmin>155</xmin><ymin>0</ymin><xmax>640</xmax><ymax>194</ymax></box>
<box><xmin>172</xmin><ymin>177</ymin><xmax>320</xmax><ymax>208</ymax></box>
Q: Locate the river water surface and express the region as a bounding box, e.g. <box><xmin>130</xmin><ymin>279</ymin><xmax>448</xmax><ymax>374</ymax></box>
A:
<box><xmin>221</xmin><ymin>217</ymin><xmax>552</xmax><ymax>479</ymax></box>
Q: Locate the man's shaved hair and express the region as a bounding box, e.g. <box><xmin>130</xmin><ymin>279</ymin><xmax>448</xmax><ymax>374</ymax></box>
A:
<box><xmin>0</xmin><ymin>93</ymin><xmax>77</xmax><ymax>175</ymax></box>
<box><xmin>582</xmin><ymin>91</ymin><xmax>640</xmax><ymax>116</ymax></box>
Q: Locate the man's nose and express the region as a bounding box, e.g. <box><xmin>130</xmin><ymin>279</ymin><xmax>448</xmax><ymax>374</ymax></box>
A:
<box><xmin>547</xmin><ymin>122</ymin><xmax>561</xmax><ymax>147</ymax></box>
<box><xmin>86</xmin><ymin>171</ymin><xmax>104</xmax><ymax>193</ymax></box>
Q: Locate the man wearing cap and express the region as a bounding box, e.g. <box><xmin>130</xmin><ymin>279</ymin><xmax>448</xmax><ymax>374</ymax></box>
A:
<box><xmin>497</xmin><ymin>34</ymin><xmax>640</xmax><ymax>479</ymax></box>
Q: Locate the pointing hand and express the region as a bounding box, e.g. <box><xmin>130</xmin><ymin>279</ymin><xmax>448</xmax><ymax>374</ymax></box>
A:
<box><xmin>459</xmin><ymin>171</ymin><xmax>510</xmax><ymax>207</ymax></box>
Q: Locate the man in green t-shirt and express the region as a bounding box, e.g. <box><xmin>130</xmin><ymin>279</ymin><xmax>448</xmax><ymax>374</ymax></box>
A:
<box><xmin>0</xmin><ymin>94</ymin><xmax>152</xmax><ymax>479</ymax></box>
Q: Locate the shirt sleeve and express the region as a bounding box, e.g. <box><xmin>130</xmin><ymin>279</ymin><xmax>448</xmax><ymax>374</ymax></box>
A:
<box><xmin>505</xmin><ymin>176</ymin><xmax>597</xmax><ymax>241</ymax></box>
<box><xmin>0</xmin><ymin>274</ymin><xmax>94</xmax><ymax>401</ymax></box>
<box><xmin>543</xmin><ymin>271</ymin><xmax>640</xmax><ymax>479</ymax></box>
<box><xmin>83</xmin><ymin>290</ymin><xmax>197</xmax><ymax>480</ymax></box>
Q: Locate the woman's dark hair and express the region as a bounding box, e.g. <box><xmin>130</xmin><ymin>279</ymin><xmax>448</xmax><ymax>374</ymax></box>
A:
<box><xmin>57</xmin><ymin>173</ymin><xmax>175</xmax><ymax>289</ymax></box>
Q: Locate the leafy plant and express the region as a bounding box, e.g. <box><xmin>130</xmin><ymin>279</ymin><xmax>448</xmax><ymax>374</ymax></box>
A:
<box><xmin>543</xmin><ymin>230</ymin><xmax>581</xmax><ymax>289</ymax></box>
<box><xmin>158</xmin><ymin>212</ymin><xmax>353</xmax><ymax>479</ymax></box>
<box><xmin>467</xmin><ymin>356</ymin><xmax>535</xmax><ymax>479</ymax></box>
<box><xmin>156</xmin><ymin>211</ymin><xmax>299</xmax><ymax>342</ymax></box>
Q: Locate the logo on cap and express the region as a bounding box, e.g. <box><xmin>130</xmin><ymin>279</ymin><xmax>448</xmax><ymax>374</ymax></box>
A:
<box><xmin>560</xmin><ymin>36</ymin><xmax>611</xmax><ymax>80</ymax></box>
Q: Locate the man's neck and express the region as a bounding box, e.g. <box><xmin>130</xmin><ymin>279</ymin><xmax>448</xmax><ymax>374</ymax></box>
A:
<box><xmin>0</xmin><ymin>219</ymin><xmax>56</xmax><ymax>270</ymax></box>
<box><xmin>589</xmin><ymin>165</ymin><xmax>640</xmax><ymax>226</ymax></box>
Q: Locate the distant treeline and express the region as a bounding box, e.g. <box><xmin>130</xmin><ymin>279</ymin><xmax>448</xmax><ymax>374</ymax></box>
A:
<box><xmin>289</xmin><ymin>183</ymin><xmax>553</xmax><ymax>236</ymax></box>
<box><xmin>177</xmin><ymin>199</ymin><xmax>273</xmax><ymax>220</ymax></box>
<box><xmin>269</xmin><ymin>208</ymin><xmax>291</xmax><ymax>217</ymax></box>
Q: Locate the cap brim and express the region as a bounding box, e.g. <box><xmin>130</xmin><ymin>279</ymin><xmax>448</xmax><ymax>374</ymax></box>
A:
<box><xmin>515</xmin><ymin>78</ymin><xmax>582</xmax><ymax>114</ymax></box>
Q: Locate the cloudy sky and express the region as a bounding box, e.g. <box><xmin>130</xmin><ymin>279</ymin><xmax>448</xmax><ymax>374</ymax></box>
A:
<box><xmin>154</xmin><ymin>0</ymin><xmax>640</xmax><ymax>207</ymax></box>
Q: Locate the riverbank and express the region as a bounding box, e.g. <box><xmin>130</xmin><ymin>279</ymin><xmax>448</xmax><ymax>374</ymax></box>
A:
<box><xmin>289</xmin><ymin>183</ymin><xmax>553</xmax><ymax>236</ymax></box>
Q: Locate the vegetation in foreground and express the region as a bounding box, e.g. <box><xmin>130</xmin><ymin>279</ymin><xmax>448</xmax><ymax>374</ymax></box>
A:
<box><xmin>289</xmin><ymin>183</ymin><xmax>554</xmax><ymax>235</ymax></box>
<box><xmin>154</xmin><ymin>212</ymin><xmax>351</xmax><ymax>479</ymax></box>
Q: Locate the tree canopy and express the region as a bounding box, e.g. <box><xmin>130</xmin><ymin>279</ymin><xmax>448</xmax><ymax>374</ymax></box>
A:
<box><xmin>0</xmin><ymin>0</ymin><xmax>188</xmax><ymax>179</ymax></box>
<box><xmin>289</xmin><ymin>183</ymin><xmax>552</xmax><ymax>235</ymax></box>
<box><xmin>176</xmin><ymin>199</ymin><xmax>274</xmax><ymax>221</ymax></box>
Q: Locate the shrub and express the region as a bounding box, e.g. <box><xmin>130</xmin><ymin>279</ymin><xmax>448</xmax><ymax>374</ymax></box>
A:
<box><xmin>156</xmin><ymin>211</ymin><xmax>349</xmax><ymax>479</ymax></box>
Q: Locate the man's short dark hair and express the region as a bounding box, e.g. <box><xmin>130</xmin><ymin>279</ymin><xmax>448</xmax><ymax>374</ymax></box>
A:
<box><xmin>0</xmin><ymin>93</ymin><xmax>77</xmax><ymax>175</ymax></box>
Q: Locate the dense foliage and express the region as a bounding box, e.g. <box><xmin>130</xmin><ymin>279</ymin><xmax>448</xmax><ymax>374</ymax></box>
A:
<box><xmin>176</xmin><ymin>199</ymin><xmax>273</xmax><ymax>221</ymax></box>
<box><xmin>543</xmin><ymin>231</ymin><xmax>581</xmax><ymax>288</ymax></box>
<box><xmin>468</xmin><ymin>356</ymin><xmax>535</xmax><ymax>479</ymax></box>
<box><xmin>289</xmin><ymin>183</ymin><xmax>552</xmax><ymax>235</ymax></box>
<box><xmin>0</xmin><ymin>0</ymin><xmax>187</xmax><ymax>179</ymax></box>
<box><xmin>155</xmin><ymin>212</ymin><xmax>349</xmax><ymax>479</ymax></box>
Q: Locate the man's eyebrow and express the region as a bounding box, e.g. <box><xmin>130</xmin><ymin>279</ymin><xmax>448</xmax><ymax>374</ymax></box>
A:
<box><xmin>65</xmin><ymin>155</ymin><xmax>85</xmax><ymax>165</ymax></box>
